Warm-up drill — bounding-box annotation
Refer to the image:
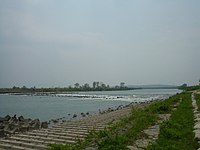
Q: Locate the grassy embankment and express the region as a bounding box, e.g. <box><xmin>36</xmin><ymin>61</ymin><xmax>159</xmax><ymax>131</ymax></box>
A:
<box><xmin>49</xmin><ymin>93</ymin><xmax>183</xmax><ymax>150</ymax></box>
<box><xmin>185</xmin><ymin>85</ymin><xmax>200</xmax><ymax>92</ymax></box>
<box><xmin>147</xmin><ymin>92</ymin><xmax>199</xmax><ymax>150</ymax></box>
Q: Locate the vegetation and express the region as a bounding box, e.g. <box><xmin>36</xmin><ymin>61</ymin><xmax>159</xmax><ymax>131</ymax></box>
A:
<box><xmin>49</xmin><ymin>93</ymin><xmax>183</xmax><ymax>150</ymax></box>
<box><xmin>147</xmin><ymin>92</ymin><xmax>199</xmax><ymax>150</ymax></box>
<box><xmin>0</xmin><ymin>82</ymin><xmax>137</xmax><ymax>94</ymax></box>
<box><xmin>177</xmin><ymin>81</ymin><xmax>200</xmax><ymax>91</ymax></box>
<box><xmin>184</xmin><ymin>85</ymin><xmax>200</xmax><ymax>91</ymax></box>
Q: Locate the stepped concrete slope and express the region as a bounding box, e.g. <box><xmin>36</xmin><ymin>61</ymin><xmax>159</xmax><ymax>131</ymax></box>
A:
<box><xmin>0</xmin><ymin>104</ymin><xmax>134</xmax><ymax>150</ymax></box>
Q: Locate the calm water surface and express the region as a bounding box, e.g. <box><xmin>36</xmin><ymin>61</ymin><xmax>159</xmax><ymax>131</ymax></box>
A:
<box><xmin>0</xmin><ymin>89</ymin><xmax>181</xmax><ymax>121</ymax></box>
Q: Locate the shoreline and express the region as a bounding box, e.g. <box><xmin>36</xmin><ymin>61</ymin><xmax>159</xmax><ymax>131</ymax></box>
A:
<box><xmin>0</xmin><ymin>99</ymin><xmax>153</xmax><ymax>139</ymax></box>
<box><xmin>0</xmin><ymin>90</ymin><xmax>179</xmax><ymax>123</ymax></box>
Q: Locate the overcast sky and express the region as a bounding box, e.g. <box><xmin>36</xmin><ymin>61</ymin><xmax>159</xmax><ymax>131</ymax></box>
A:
<box><xmin>0</xmin><ymin>0</ymin><xmax>200</xmax><ymax>88</ymax></box>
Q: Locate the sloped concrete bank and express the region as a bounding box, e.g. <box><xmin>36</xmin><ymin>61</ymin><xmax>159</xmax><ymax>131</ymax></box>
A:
<box><xmin>0</xmin><ymin>115</ymin><xmax>48</xmax><ymax>138</ymax></box>
<box><xmin>0</xmin><ymin>102</ymin><xmax>143</xmax><ymax>150</ymax></box>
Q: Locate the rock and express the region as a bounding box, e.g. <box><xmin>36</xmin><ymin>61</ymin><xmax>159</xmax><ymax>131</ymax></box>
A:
<box><xmin>3</xmin><ymin>125</ymin><xmax>9</xmax><ymax>131</ymax></box>
<box><xmin>9</xmin><ymin>127</ymin><xmax>19</xmax><ymax>134</ymax></box>
<box><xmin>194</xmin><ymin>123</ymin><xmax>200</xmax><ymax>129</ymax></box>
<box><xmin>0</xmin><ymin>125</ymin><xmax>5</xmax><ymax>130</ymax></box>
<box><xmin>18</xmin><ymin>116</ymin><xmax>24</xmax><ymax>122</ymax></box>
<box><xmin>9</xmin><ymin>115</ymin><xmax>18</xmax><ymax>123</ymax></box>
<box><xmin>52</xmin><ymin>119</ymin><xmax>58</xmax><ymax>123</ymax></box>
<box><xmin>194</xmin><ymin>129</ymin><xmax>200</xmax><ymax>139</ymax></box>
<box><xmin>194</xmin><ymin>113</ymin><xmax>200</xmax><ymax>118</ymax></box>
<box><xmin>0</xmin><ymin>129</ymin><xmax>6</xmax><ymax>137</ymax></box>
<box><xmin>0</xmin><ymin>114</ymin><xmax>42</xmax><ymax>137</ymax></box>
<box><xmin>73</xmin><ymin>114</ymin><xmax>77</xmax><ymax>118</ymax></box>
<box><xmin>195</xmin><ymin>118</ymin><xmax>200</xmax><ymax>122</ymax></box>
<box><xmin>0</xmin><ymin>118</ymin><xmax>4</xmax><ymax>123</ymax></box>
<box><xmin>30</xmin><ymin>119</ymin><xmax>40</xmax><ymax>129</ymax></box>
<box><xmin>19</xmin><ymin>125</ymin><xmax>29</xmax><ymax>132</ymax></box>
<box><xmin>31</xmin><ymin>122</ymin><xmax>40</xmax><ymax>129</ymax></box>
<box><xmin>12</xmin><ymin>114</ymin><xmax>17</xmax><ymax>120</ymax></box>
<box><xmin>81</xmin><ymin>113</ymin><xmax>86</xmax><ymax>117</ymax></box>
<box><xmin>41</xmin><ymin>122</ymin><xmax>48</xmax><ymax>128</ymax></box>
<box><xmin>30</xmin><ymin>119</ymin><xmax>40</xmax><ymax>125</ymax></box>
<box><xmin>4</xmin><ymin>115</ymin><xmax>11</xmax><ymax>121</ymax></box>
<box><xmin>84</xmin><ymin>147</ymin><xmax>97</xmax><ymax>150</ymax></box>
<box><xmin>0</xmin><ymin>115</ymin><xmax>11</xmax><ymax>122</ymax></box>
<box><xmin>127</xmin><ymin>145</ymin><xmax>140</xmax><ymax>150</ymax></box>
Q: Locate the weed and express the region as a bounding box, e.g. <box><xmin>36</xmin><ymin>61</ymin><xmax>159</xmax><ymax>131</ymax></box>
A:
<box><xmin>147</xmin><ymin>92</ymin><xmax>199</xmax><ymax>150</ymax></box>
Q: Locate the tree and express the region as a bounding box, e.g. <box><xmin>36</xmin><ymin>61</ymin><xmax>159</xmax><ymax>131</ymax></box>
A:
<box><xmin>120</xmin><ymin>82</ymin><xmax>125</xmax><ymax>88</ymax></box>
<box><xmin>93</xmin><ymin>82</ymin><xmax>97</xmax><ymax>89</ymax></box>
<box><xmin>101</xmin><ymin>83</ymin><xmax>106</xmax><ymax>89</ymax></box>
<box><xmin>82</xmin><ymin>83</ymin><xmax>90</xmax><ymax>91</ymax></box>
<box><xmin>22</xmin><ymin>86</ymin><xmax>27</xmax><ymax>89</ymax></box>
<box><xmin>12</xmin><ymin>86</ymin><xmax>17</xmax><ymax>89</ymax></box>
<box><xmin>74</xmin><ymin>83</ymin><xmax>80</xmax><ymax>89</ymax></box>
<box><xmin>106</xmin><ymin>85</ymin><xmax>110</xmax><ymax>89</ymax></box>
<box><xmin>83</xmin><ymin>83</ymin><xmax>90</xmax><ymax>89</ymax></box>
<box><xmin>96</xmin><ymin>82</ymin><xmax>100</xmax><ymax>88</ymax></box>
<box><xmin>99</xmin><ymin>82</ymin><xmax>104</xmax><ymax>88</ymax></box>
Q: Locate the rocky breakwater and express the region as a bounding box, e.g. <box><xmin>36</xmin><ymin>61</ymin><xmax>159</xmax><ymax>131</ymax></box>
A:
<box><xmin>0</xmin><ymin>115</ymin><xmax>48</xmax><ymax>138</ymax></box>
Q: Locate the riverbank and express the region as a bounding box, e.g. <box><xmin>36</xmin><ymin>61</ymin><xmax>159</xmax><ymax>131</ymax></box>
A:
<box><xmin>0</xmin><ymin>99</ymin><xmax>150</xmax><ymax>149</ymax></box>
<box><xmin>0</xmin><ymin>91</ymin><xmax>193</xmax><ymax>150</ymax></box>
<box><xmin>0</xmin><ymin>115</ymin><xmax>48</xmax><ymax>138</ymax></box>
<box><xmin>0</xmin><ymin>99</ymin><xmax>147</xmax><ymax>139</ymax></box>
<box><xmin>0</xmin><ymin>89</ymin><xmax>180</xmax><ymax>122</ymax></box>
<box><xmin>49</xmin><ymin>92</ymin><xmax>200</xmax><ymax>150</ymax></box>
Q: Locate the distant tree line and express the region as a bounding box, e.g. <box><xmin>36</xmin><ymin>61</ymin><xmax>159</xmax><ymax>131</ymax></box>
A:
<box><xmin>0</xmin><ymin>82</ymin><xmax>134</xmax><ymax>93</ymax></box>
<box><xmin>180</xmin><ymin>85</ymin><xmax>200</xmax><ymax>91</ymax></box>
<box><xmin>178</xmin><ymin>82</ymin><xmax>200</xmax><ymax>91</ymax></box>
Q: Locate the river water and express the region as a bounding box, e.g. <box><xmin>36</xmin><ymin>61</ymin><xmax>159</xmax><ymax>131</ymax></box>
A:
<box><xmin>0</xmin><ymin>89</ymin><xmax>181</xmax><ymax>121</ymax></box>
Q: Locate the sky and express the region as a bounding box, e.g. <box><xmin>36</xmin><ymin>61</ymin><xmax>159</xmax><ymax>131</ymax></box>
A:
<box><xmin>0</xmin><ymin>0</ymin><xmax>200</xmax><ymax>88</ymax></box>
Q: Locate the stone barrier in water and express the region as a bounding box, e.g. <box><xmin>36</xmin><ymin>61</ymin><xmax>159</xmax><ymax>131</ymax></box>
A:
<box><xmin>0</xmin><ymin>115</ymin><xmax>48</xmax><ymax>138</ymax></box>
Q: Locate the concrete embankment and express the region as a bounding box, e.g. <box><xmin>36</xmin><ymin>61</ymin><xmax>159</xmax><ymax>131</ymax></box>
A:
<box><xmin>0</xmin><ymin>115</ymin><xmax>48</xmax><ymax>138</ymax></box>
<box><xmin>0</xmin><ymin>102</ymin><xmax>144</xmax><ymax>150</ymax></box>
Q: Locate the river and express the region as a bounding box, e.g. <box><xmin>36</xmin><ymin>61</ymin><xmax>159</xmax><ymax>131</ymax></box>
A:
<box><xmin>0</xmin><ymin>89</ymin><xmax>181</xmax><ymax>121</ymax></box>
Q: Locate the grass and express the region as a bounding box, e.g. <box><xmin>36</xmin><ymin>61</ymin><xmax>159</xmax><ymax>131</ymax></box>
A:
<box><xmin>49</xmin><ymin>93</ymin><xmax>187</xmax><ymax>150</ymax></box>
<box><xmin>96</xmin><ymin>109</ymin><xmax>157</xmax><ymax>149</ymax></box>
<box><xmin>49</xmin><ymin>108</ymin><xmax>158</xmax><ymax>150</ymax></box>
<box><xmin>147</xmin><ymin>92</ymin><xmax>199</xmax><ymax>150</ymax></box>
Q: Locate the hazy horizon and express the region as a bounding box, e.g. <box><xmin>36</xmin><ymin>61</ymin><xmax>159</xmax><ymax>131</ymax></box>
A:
<box><xmin>0</xmin><ymin>0</ymin><xmax>200</xmax><ymax>88</ymax></box>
